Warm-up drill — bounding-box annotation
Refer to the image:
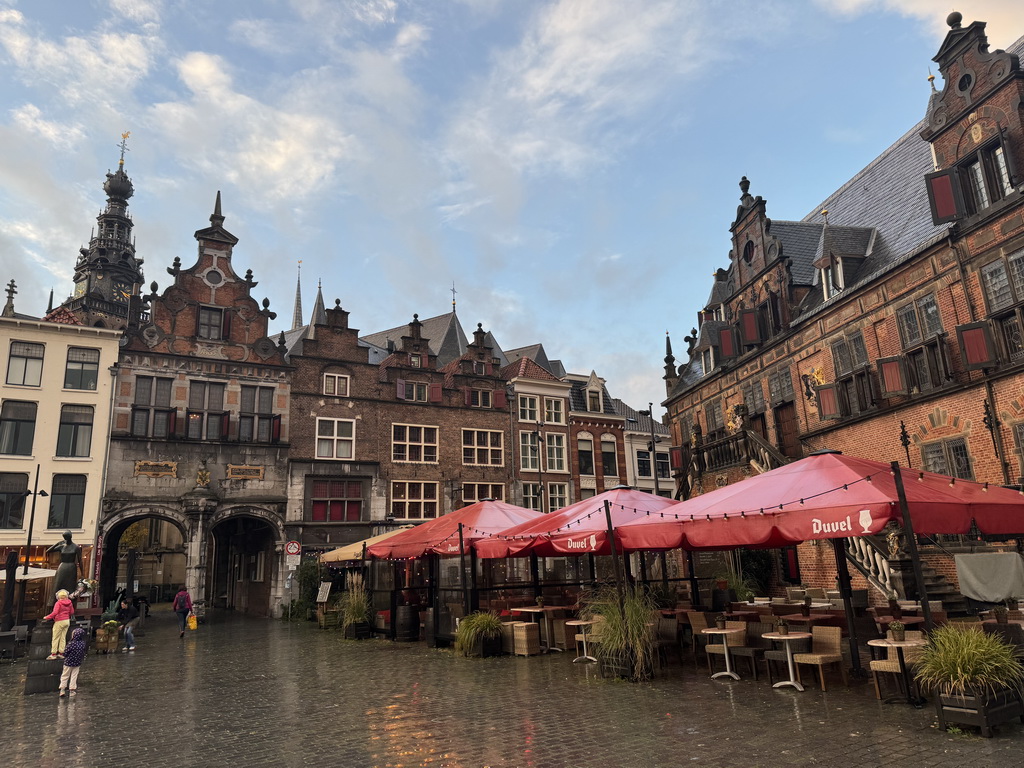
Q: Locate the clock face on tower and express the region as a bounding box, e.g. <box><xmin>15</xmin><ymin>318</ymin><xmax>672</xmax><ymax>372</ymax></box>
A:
<box><xmin>112</xmin><ymin>281</ymin><xmax>132</xmax><ymax>304</ymax></box>
<box><xmin>73</xmin><ymin>280</ymin><xmax>87</xmax><ymax>298</ymax></box>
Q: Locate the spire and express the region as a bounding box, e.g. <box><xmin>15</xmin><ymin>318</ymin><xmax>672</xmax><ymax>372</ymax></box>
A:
<box><xmin>451</xmin><ymin>282</ymin><xmax>457</xmax><ymax>312</ymax></box>
<box><xmin>307</xmin><ymin>280</ymin><xmax>327</xmax><ymax>340</ymax></box>
<box><xmin>292</xmin><ymin>261</ymin><xmax>303</xmax><ymax>330</ymax></box>
<box><xmin>663</xmin><ymin>331</ymin><xmax>677</xmax><ymax>381</ymax></box>
<box><xmin>47</xmin><ymin>288</ymin><xmax>54</xmax><ymax>313</ymax></box>
<box><xmin>211</xmin><ymin>191</ymin><xmax>225</xmax><ymax>228</ymax></box>
<box><xmin>2</xmin><ymin>279</ymin><xmax>16</xmax><ymax>318</ymax></box>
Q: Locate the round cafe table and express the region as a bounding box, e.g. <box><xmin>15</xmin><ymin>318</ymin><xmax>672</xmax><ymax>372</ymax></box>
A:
<box><xmin>701</xmin><ymin>627</ymin><xmax>745</xmax><ymax>680</ymax></box>
<box><xmin>867</xmin><ymin>637</ymin><xmax>928</xmax><ymax>707</ymax></box>
<box><xmin>762</xmin><ymin>631</ymin><xmax>812</xmax><ymax>691</ymax></box>
<box><xmin>565</xmin><ymin>620</ymin><xmax>597</xmax><ymax>663</ymax></box>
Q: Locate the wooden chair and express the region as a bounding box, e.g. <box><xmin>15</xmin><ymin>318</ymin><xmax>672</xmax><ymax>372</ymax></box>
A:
<box><xmin>793</xmin><ymin>626</ymin><xmax>847</xmax><ymax>691</ymax></box>
<box><xmin>729</xmin><ymin>621</ymin><xmax>775</xmax><ymax>679</ymax></box>
<box><xmin>869</xmin><ymin>630</ymin><xmax>925</xmax><ymax>699</ymax></box>
<box><xmin>706</xmin><ymin>621</ymin><xmax>748</xmax><ymax>674</ymax></box>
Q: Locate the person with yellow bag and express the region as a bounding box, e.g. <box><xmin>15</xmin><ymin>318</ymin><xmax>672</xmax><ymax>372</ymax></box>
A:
<box><xmin>173</xmin><ymin>587</ymin><xmax>193</xmax><ymax>638</ymax></box>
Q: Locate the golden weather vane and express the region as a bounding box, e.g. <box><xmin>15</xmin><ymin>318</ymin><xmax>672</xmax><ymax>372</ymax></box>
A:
<box><xmin>118</xmin><ymin>131</ymin><xmax>131</xmax><ymax>167</ymax></box>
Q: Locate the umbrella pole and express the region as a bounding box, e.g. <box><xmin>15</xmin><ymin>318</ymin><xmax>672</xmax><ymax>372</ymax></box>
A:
<box><xmin>659</xmin><ymin>551</ymin><xmax>670</xmax><ymax>595</ymax></box>
<box><xmin>686</xmin><ymin>551</ymin><xmax>701</xmax><ymax>608</ymax></box>
<box><xmin>604</xmin><ymin>501</ymin><xmax>626</xmax><ymax>617</ymax></box>
<box><xmin>891</xmin><ymin>461</ymin><xmax>934</xmax><ymax>631</ymax></box>
<box><xmin>831</xmin><ymin>538</ymin><xmax>865</xmax><ymax>678</ymax></box>
<box><xmin>458</xmin><ymin>523</ymin><xmax>469</xmax><ymax>616</ymax></box>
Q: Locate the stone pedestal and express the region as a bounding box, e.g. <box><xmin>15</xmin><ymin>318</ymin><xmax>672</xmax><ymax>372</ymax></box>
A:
<box><xmin>24</xmin><ymin>625</ymin><xmax>62</xmax><ymax>695</ymax></box>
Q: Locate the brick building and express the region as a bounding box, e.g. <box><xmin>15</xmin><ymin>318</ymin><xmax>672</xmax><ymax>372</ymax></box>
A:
<box><xmin>663</xmin><ymin>14</ymin><xmax>1024</xmax><ymax>608</ymax></box>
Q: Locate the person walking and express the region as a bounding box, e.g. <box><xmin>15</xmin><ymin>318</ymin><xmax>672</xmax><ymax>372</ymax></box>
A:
<box><xmin>173</xmin><ymin>587</ymin><xmax>192</xmax><ymax>638</ymax></box>
<box><xmin>117</xmin><ymin>598</ymin><xmax>139</xmax><ymax>652</ymax></box>
<box><xmin>43</xmin><ymin>589</ymin><xmax>75</xmax><ymax>659</ymax></box>
<box><xmin>58</xmin><ymin>628</ymin><xmax>88</xmax><ymax>698</ymax></box>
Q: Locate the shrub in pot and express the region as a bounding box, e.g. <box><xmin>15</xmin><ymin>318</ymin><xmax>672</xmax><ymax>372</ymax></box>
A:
<box><xmin>993</xmin><ymin>605</ymin><xmax>1009</xmax><ymax>625</ymax></box>
<box><xmin>339</xmin><ymin>583</ymin><xmax>373</xmax><ymax>639</ymax></box>
<box><xmin>915</xmin><ymin>625</ymin><xmax>1024</xmax><ymax>737</ymax></box>
<box><xmin>775</xmin><ymin>617</ymin><xmax>789</xmax><ymax>636</ymax></box>
<box><xmin>888</xmin><ymin>620</ymin><xmax>905</xmax><ymax>642</ymax></box>
<box><xmin>580</xmin><ymin>584</ymin><xmax>658</xmax><ymax>681</ymax></box>
<box><xmin>454</xmin><ymin>611</ymin><xmax>504</xmax><ymax>658</ymax></box>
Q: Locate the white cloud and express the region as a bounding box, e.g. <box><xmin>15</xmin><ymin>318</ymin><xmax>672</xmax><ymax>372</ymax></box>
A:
<box><xmin>109</xmin><ymin>0</ymin><xmax>162</xmax><ymax>25</ymax></box>
<box><xmin>9</xmin><ymin>104</ymin><xmax>85</xmax><ymax>148</ymax></box>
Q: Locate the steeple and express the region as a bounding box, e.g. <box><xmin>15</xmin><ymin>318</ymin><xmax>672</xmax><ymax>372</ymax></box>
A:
<box><xmin>292</xmin><ymin>262</ymin><xmax>303</xmax><ymax>330</ymax></box>
<box><xmin>306</xmin><ymin>280</ymin><xmax>327</xmax><ymax>340</ymax></box>
<box><xmin>2</xmin><ymin>279</ymin><xmax>16</xmax><ymax>318</ymax></box>
<box><xmin>663</xmin><ymin>331</ymin><xmax>676</xmax><ymax>381</ymax></box>
<box><xmin>65</xmin><ymin>132</ymin><xmax>145</xmax><ymax>329</ymax></box>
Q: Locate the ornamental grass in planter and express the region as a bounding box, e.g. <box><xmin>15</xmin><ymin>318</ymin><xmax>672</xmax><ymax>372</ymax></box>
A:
<box><xmin>454</xmin><ymin>611</ymin><xmax>504</xmax><ymax>657</ymax></box>
<box><xmin>915</xmin><ymin>625</ymin><xmax>1024</xmax><ymax>737</ymax></box>
<box><xmin>339</xmin><ymin>583</ymin><xmax>373</xmax><ymax>639</ymax></box>
<box><xmin>580</xmin><ymin>585</ymin><xmax>658</xmax><ymax>682</ymax></box>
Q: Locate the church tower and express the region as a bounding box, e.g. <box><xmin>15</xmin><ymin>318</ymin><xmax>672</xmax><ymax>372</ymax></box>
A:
<box><xmin>65</xmin><ymin>132</ymin><xmax>144</xmax><ymax>329</ymax></box>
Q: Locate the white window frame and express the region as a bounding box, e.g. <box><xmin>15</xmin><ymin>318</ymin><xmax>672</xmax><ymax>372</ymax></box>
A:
<box><xmin>6</xmin><ymin>342</ymin><xmax>44</xmax><ymax>387</ymax></box>
<box><xmin>462</xmin><ymin>429</ymin><xmax>504</xmax><ymax>466</ymax></box>
<box><xmin>391</xmin><ymin>480</ymin><xmax>439</xmax><ymax>520</ymax></box>
<box><xmin>547</xmin><ymin>482</ymin><xmax>568</xmax><ymax>511</ymax></box>
<box><xmin>545</xmin><ymin>433</ymin><xmax>566</xmax><ymax>472</ymax></box>
<box><xmin>315</xmin><ymin>417</ymin><xmax>355</xmax><ymax>459</ymax></box>
<box><xmin>392</xmin><ymin>423</ymin><xmax>438</xmax><ymax>464</ymax></box>
<box><xmin>323</xmin><ymin>373</ymin><xmax>350</xmax><ymax>397</ymax></box>
<box><xmin>518</xmin><ymin>395</ymin><xmax>538</xmax><ymax>422</ymax></box>
<box><xmin>522</xmin><ymin>482</ymin><xmax>541</xmax><ymax>512</ymax></box>
<box><xmin>520</xmin><ymin>431</ymin><xmax>539</xmax><ymax>470</ymax></box>
<box><xmin>404</xmin><ymin>382</ymin><xmax>428</xmax><ymax>402</ymax></box>
<box><xmin>543</xmin><ymin>397</ymin><xmax>564</xmax><ymax>424</ymax></box>
<box><xmin>462</xmin><ymin>483</ymin><xmax>504</xmax><ymax>504</ymax></box>
<box><xmin>470</xmin><ymin>388</ymin><xmax>492</xmax><ymax>408</ymax></box>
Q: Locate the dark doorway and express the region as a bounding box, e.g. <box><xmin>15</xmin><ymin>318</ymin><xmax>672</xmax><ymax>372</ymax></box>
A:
<box><xmin>100</xmin><ymin>517</ymin><xmax>187</xmax><ymax>610</ymax></box>
<box><xmin>210</xmin><ymin>516</ymin><xmax>275</xmax><ymax>616</ymax></box>
<box><xmin>773</xmin><ymin>402</ymin><xmax>801</xmax><ymax>459</ymax></box>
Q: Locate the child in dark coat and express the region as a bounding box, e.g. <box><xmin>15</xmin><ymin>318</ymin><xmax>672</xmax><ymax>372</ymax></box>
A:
<box><xmin>59</xmin><ymin>628</ymin><xmax>88</xmax><ymax>698</ymax></box>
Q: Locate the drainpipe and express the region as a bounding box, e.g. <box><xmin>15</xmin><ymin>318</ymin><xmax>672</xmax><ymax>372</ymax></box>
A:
<box><xmin>983</xmin><ymin>381</ymin><xmax>1011</xmax><ymax>485</ymax></box>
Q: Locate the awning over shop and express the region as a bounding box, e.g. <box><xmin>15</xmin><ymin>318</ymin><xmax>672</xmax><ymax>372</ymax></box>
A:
<box><xmin>473</xmin><ymin>487</ymin><xmax>677</xmax><ymax>559</ymax></box>
<box><xmin>320</xmin><ymin>526</ymin><xmax>414</xmax><ymax>563</ymax></box>
<box><xmin>366</xmin><ymin>500</ymin><xmax>543</xmax><ymax>560</ymax></box>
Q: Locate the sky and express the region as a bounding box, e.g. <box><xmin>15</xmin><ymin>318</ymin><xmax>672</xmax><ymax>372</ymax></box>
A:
<box><xmin>1</xmin><ymin>1</ymin><xmax>1021</xmax><ymax>419</ymax></box>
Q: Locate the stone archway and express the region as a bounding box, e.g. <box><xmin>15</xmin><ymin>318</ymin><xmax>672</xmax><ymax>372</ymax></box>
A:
<box><xmin>208</xmin><ymin>506</ymin><xmax>284</xmax><ymax>617</ymax></box>
<box><xmin>98</xmin><ymin>505</ymin><xmax>190</xmax><ymax>609</ymax></box>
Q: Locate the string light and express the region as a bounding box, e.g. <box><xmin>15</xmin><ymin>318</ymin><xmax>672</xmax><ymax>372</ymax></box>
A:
<box><xmin>983</xmin><ymin>482</ymin><xmax>989</xmax><ymax>493</ymax></box>
<box><xmin>949</xmin><ymin>477</ymin><xmax>956</xmax><ymax>487</ymax></box>
<box><xmin>918</xmin><ymin>472</ymin><xmax>924</xmax><ymax>482</ymax></box>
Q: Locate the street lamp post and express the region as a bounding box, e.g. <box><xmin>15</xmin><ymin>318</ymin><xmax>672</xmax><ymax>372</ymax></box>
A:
<box><xmin>534</xmin><ymin>421</ymin><xmax>546</xmax><ymax>514</ymax></box>
<box><xmin>638</xmin><ymin>404</ymin><xmax>661</xmax><ymax>496</ymax></box>
<box><xmin>16</xmin><ymin>464</ymin><xmax>49</xmax><ymax>624</ymax></box>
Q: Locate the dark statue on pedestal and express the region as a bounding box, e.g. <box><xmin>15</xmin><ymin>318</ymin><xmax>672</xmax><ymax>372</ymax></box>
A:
<box><xmin>47</xmin><ymin>531</ymin><xmax>83</xmax><ymax>606</ymax></box>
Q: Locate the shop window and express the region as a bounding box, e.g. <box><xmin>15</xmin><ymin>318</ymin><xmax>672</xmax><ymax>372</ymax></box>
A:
<box><xmin>0</xmin><ymin>400</ymin><xmax>36</xmax><ymax>455</ymax></box>
<box><xmin>463</xmin><ymin>429</ymin><xmax>503</xmax><ymax>466</ymax></box>
<box><xmin>391</xmin><ymin>481</ymin><xmax>438</xmax><ymax>520</ymax></box>
<box><xmin>0</xmin><ymin>472</ymin><xmax>28</xmax><ymax>528</ymax></box>
<box><xmin>6</xmin><ymin>341</ymin><xmax>43</xmax><ymax>386</ymax></box>
<box><xmin>316</xmin><ymin>418</ymin><xmax>355</xmax><ymax>459</ymax></box>
<box><xmin>392</xmin><ymin>424</ymin><xmax>437</xmax><ymax>463</ymax></box>
<box><xmin>131</xmin><ymin>376</ymin><xmax>175</xmax><ymax>438</ymax></box>
<box><xmin>56</xmin><ymin>405</ymin><xmax>93</xmax><ymax>458</ymax></box>
<box><xmin>64</xmin><ymin>348</ymin><xmax>100</xmax><ymax>390</ymax></box>
<box><xmin>309</xmin><ymin>479</ymin><xmax>363</xmax><ymax>522</ymax></box>
<box><xmin>921</xmin><ymin>437</ymin><xmax>974</xmax><ymax>480</ymax></box>
<box><xmin>48</xmin><ymin>474</ymin><xmax>86</xmax><ymax>529</ymax></box>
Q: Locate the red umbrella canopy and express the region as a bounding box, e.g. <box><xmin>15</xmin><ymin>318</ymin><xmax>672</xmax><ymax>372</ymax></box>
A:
<box><xmin>615</xmin><ymin>451</ymin><xmax>1024</xmax><ymax>552</ymax></box>
<box><xmin>473</xmin><ymin>487</ymin><xmax>678</xmax><ymax>559</ymax></box>
<box><xmin>366</xmin><ymin>500</ymin><xmax>543</xmax><ymax>560</ymax></box>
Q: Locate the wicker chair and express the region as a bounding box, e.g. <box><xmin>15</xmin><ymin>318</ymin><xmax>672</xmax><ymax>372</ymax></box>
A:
<box><xmin>706</xmin><ymin>621</ymin><xmax>748</xmax><ymax>674</ymax></box>
<box><xmin>688</xmin><ymin>612</ymin><xmax>712</xmax><ymax>659</ymax></box>
<box><xmin>792</xmin><ymin>625</ymin><xmax>848</xmax><ymax>691</ymax></box>
<box><xmin>729</xmin><ymin>621</ymin><xmax>775</xmax><ymax>679</ymax></box>
<box><xmin>805</xmin><ymin>587</ymin><xmax>826</xmax><ymax>600</ymax></box>
<box><xmin>869</xmin><ymin>630</ymin><xmax>925</xmax><ymax>700</ymax></box>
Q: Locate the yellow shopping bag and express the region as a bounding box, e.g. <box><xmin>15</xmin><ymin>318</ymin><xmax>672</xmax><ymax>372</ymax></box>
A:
<box><xmin>187</xmin><ymin>613</ymin><xmax>198</xmax><ymax>631</ymax></box>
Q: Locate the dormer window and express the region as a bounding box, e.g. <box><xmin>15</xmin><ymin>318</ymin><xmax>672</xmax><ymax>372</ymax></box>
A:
<box><xmin>926</xmin><ymin>135</ymin><xmax>1017</xmax><ymax>224</ymax></box>
<box><xmin>700</xmin><ymin>348</ymin><xmax>714</xmax><ymax>376</ymax></box>
<box><xmin>474</xmin><ymin>361</ymin><xmax>486</xmax><ymax>374</ymax></box>
<box><xmin>410</xmin><ymin>354</ymin><xmax>421</xmax><ymax>368</ymax></box>
<box><xmin>822</xmin><ymin>260</ymin><xmax>843</xmax><ymax>299</ymax></box>
<box><xmin>587</xmin><ymin>389</ymin><xmax>602</xmax><ymax>412</ymax></box>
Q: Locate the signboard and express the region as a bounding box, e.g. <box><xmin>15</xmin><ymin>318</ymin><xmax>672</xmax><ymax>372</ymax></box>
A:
<box><xmin>316</xmin><ymin>581</ymin><xmax>332</xmax><ymax>604</ymax></box>
<box><xmin>134</xmin><ymin>460</ymin><xmax>177</xmax><ymax>478</ymax></box>
<box><xmin>286</xmin><ymin>554</ymin><xmax>301</xmax><ymax>568</ymax></box>
<box><xmin>226</xmin><ymin>464</ymin><xmax>265</xmax><ymax>480</ymax></box>
<box><xmin>285</xmin><ymin>540</ymin><xmax>301</xmax><ymax>556</ymax></box>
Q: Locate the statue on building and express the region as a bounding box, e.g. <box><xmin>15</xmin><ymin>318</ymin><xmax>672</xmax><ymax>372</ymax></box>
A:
<box><xmin>196</xmin><ymin>460</ymin><xmax>211</xmax><ymax>489</ymax></box>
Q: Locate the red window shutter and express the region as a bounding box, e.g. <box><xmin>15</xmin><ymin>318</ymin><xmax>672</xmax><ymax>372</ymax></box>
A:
<box><xmin>220</xmin><ymin>411</ymin><xmax>231</xmax><ymax>440</ymax></box>
<box><xmin>494</xmin><ymin>389</ymin><xmax>507</xmax><ymax>409</ymax></box>
<box><xmin>669</xmin><ymin>446</ymin><xmax>683</xmax><ymax>470</ymax></box>
<box><xmin>345</xmin><ymin>501</ymin><xmax>361</xmax><ymax>522</ymax></box>
<box><xmin>739</xmin><ymin>309</ymin><xmax>761</xmax><ymax>345</ymax></box>
<box><xmin>194</xmin><ymin>308</ymin><xmax>201</xmax><ymax>337</ymax></box>
<box><xmin>877</xmin><ymin>357</ymin><xmax>908</xmax><ymax>397</ymax></box>
<box><xmin>271</xmin><ymin>414</ymin><xmax>282</xmax><ymax>443</ymax></box>
<box><xmin>222</xmin><ymin>309</ymin><xmax>232</xmax><ymax>339</ymax></box>
<box><xmin>816</xmin><ymin>384</ymin><xmax>841</xmax><ymax>419</ymax></box>
<box><xmin>311</xmin><ymin>501</ymin><xmax>327</xmax><ymax>522</ymax></box>
<box><xmin>396</xmin><ymin>379</ymin><xmax>406</xmax><ymax>399</ymax></box>
<box><xmin>429</xmin><ymin>383</ymin><xmax>443</xmax><ymax>403</ymax></box>
<box><xmin>718</xmin><ymin>327</ymin><xmax>736</xmax><ymax>358</ymax></box>
<box><xmin>168</xmin><ymin>410</ymin><xmax>178</xmax><ymax>437</ymax></box>
<box><xmin>925</xmin><ymin>168</ymin><xmax>965</xmax><ymax>225</ymax></box>
<box><xmin>956</xmin><ymin>322</ymin><xmax>997</xmax><ymax>370</ymax></box>
<box><xmin>463</xmin><ymin>387</ymin><xmax>472</xmax><ymax>406</ymax></box>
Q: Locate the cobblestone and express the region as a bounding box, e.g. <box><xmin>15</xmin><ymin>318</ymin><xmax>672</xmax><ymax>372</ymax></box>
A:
<box><xmin>2</xmin><ymin>611</ymin><xmax>1024</xmax><ymax>767</ymax></box>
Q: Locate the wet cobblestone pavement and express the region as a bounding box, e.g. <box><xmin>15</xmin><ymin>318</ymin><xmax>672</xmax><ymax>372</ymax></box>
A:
<box><xmin>3</xmin><ymin>610</ymin><xmax>1024</xmax><ymax>767</ymax></box>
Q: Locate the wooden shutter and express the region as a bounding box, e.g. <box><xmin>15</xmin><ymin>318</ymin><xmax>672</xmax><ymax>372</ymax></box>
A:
<box><xmin>998</xmin><ymin>125</ymin><xmax>1018</xmax><ymax>187</ymax></box>
<box><xmin>956</xmin><ymin>322</ymin><xmax>997</xmax><ymax>370</ymax></box>
<box><xmin>396</xmin><ymin>379</ymin><xmax>406</xmax><ymax>399</ymax></box>
<box><xmin>428</xmin><ymin>383</ymin><xmax>443</xmax><ymax>403</ymax></box>
<box><xmin>194</xmin><ymin>307</ymin><xmax>201</xmax><ymax>337</ymax></box>
<box><xmin>271</xmin><ymin>414</ymin><xmax>282</xmax><ymax>443</ymax></box>
<box><xmin>718</xmin><ymin>327</ymin><xmax>737</xmax><ymax>358</ymax></box>
<box><xmin>815</xmin><ymin>384</ymin><xmax>841</xmax><ymax>420</ymax></box>
<box><xmin>877</xmin><ymin>356</ymin><xmax>908</xmax><ymax>397</ymax></box>
<box><xmin>739</xmin><ymin>309</ymin><xmax>761</xmax><ymax>345</ymax></box>
<box><xmin>463</xmin><ymin>387</ymin><xmax>472</xmax><ymax>406</ymax></box>
<box><xmin>167</xmin><ymin>409</ymin><xmax>178</xmax><ymax>438</ymax></box>
<box><xmin>494</xmin><ymin>389</ymin><xmax>507</xmax><ymax>409</ymax></box>
<box><xmin>669</xmin><ymin>446</ymin><xmax>683</xmax><ymax>470</ymax></box>
<box><xmin>925</xmin><ymin>168</ymin><xmax>965</xmax><ymax>224</ymax></box>
<box><xmin>220</xmin><ymin>411</ymin><xmax>231</xmax><ymax>440</ymax></box>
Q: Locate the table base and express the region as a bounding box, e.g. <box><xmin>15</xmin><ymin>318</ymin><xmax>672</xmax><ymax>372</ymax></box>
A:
<box><xmin>772</xmin><ymin>679</ymin><xmax>805</xmax><ymax>692</ymax></box>
<box><xmin>711</xmin><ymin>670</ymin><xmax>740</xmax><ymax>680</ymax></box>
<box><xmin>572</xmin><ymin>655</ymin><xmax>597</xmax><ymax>663</ymax></box>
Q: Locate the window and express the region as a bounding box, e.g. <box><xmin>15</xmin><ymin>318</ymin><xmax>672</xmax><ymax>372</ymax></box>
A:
<box><xmin>548</xmin><ymin>483</ymin><xmax>568</xmax><ymax>511</ymax></box>
<box><xmin>655</xmin><ymin>452</ymin><xmax>670</xmax><ymax>479</ymax></box>
<box><xmin>767</xmin><ymin>367</ymin><xmax>794</xmax><ymax>405</ymax></box>
<box><xmin>979</xmin><ymin>250</ymin><xmax>1024</xmax><ymax>364</ymax></box>
<box><xmin>926</xmin><ymin>137</ymin><xmax>1017</xmax><ymax>223</ymax></box>
<box><xmin>742</xmin><ymin>381</ymin><xmax>765</xmax><ymax>414</ymax></box>
<box><xmin>587</xmin><ymin>389</ymin><xmax>602</xmax><ymax>412</ymax></box>
<box><xmin>187</xmin><ymin>382</ymin><xmax>227</xmax><ymax>440</ymax></box>
<box><xmin>885</xmin><ymin>295</ymin><xmax>949</xmax><ymax>395</ymax></box>
<box><xmin>463</xmin><ymin>429</ymin><xmax>503</xmax><ymax>466</ymax></box>
<box><xmin>316</xmin><ymin>418</ymin><xmax>355</xmax><ymax>459</ymax></box>
<box><xmin>700</xmin><ymin>347</ymin><xmax>715</xmax><ymax>376</ymax></box>
<box><xmin>239</xmin><ymin>386</ymin><xmax>275</xmax><ymax>443</ymax></box>
<box><xmin>197</xmin><ymin>307</ymin><xmax>225</xmax><ymax>340</ymax></box>
<box><xmin>131</xmin><ymin>376</ymin><xmax>174</xmax><ymax>438</ymax></box>
<box><xmin>601</xmin><ymin>438</ymin><xmax>617</xmax><ymax>476</ymax></box>
<box><xmin>546</xmin><ymin>434</ymin><xmax>566</xmax><ymax>472</ymax></box>
<box><xmin>410</xmin><ymin>355</ymin><xmax>422</xmax><ymax>368</ymax></box>
<box><xmin>310</xmin><ymin>479</ymin><xmax>363</xmax><ymax>522</ymax></box>
<box><xmin>402</xmin><ymin>382</ymin><xmax>427</xmax><ymax>402</ymax></box>
<box><xmin>252</xmin><ymin>551</ymin><xmax>266</xmax><ymax>582</ymax></box>
<box><xmin>6</xmin><ymin>342</ymin><xmax>43</xmax><ymax>386</ymax></box>
<box><xmin>468</xmin><ymin>388</ymin><xmax>492</xmax><ymax>408</ymax></box>
<box><xmin>577</xmin><ymin>436</ymin><xmax>594</xmax><ymax>475</ymax></box>
<box><xmin>520</xmin><ymin>432</ymin><xmax>540</xmax><ymax>471</ymax></box>
<box><xmin>823</xmin><ymin>332</ymin><xmax>875</xmax><ymax>418</ymax></box>
<box><xmin>523</xmin><ymin>483</ymin><xmax>542</xmax><ymax>512</ymax></box>
<box><xmin>462</xmin><ymin>483</ymin><xmax>504</xmax><ymax>505</ymax></box>
<box><xmin>392</xmin><ymin>424</ymin><xmax>437</xmax><ymax>463</ymax></box>
<box><xmin>0</xmin><ymin>401</ymin><xmax>36</xmax><ymax>455</ymax></box>
<box><xmin>705</xmin><ymin>401</ymin><xmax>724</xmax><ymax>435</ymax></box>
<box><xmin>921</xmin><ymin>438</ymin><xmax>974</xmax><ymax>480</ymax></box>
<box><xmin>391</xmin><ymin>481</ymin><xmax>438</xmax><ymax>520</ymax></box>
<box><xmin>56</xmin><ymin>405</ymin><xmax>93</xmax><ymax>457</ymax></box>
<box><xmin>64</xmin><ymin>348</ymin><xmax>99</xmax><ymax>390</ymax></box>
<box><xmin>0</xmin><ymin>473</ymin><xmax>28</xmax><ymax>528</ymax></box>
<box><xmin>637</xmin><ymin>449</ymin><xmax>652</xmax><ymax>477</ymax></box>
<box><xmin>822</xmin><ymin>261</ymin><xmax>843</xmax><ymax>299</ymax></box>
<box><xmin>518</xmin><ymin>395</ymin><xmax>538</xmax><ymax>421</ymax></box>
<box><xmin>544</xmin><ymin>398</ymin><xmax>564</xmax><ymax>424</ymax></box>
<box><xmin>323</xmin><ymin>373</ymin><xmax>349</xmax><ymax>397</ymax></box>
<box><xmin>48</xmin><ymin>474</ymin><xmax>86</xmax><ymax>529</ymax></box>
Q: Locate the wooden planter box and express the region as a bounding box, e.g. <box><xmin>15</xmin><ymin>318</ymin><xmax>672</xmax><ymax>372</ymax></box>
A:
<box><xmin>343</xmin><ymin>622</ymin><xmax>372</xmax><ymax>640</ymax></box>
<box><xmin>318</xmin><ymin>609</ymin><xmax>341</xmax><ymax>629</ymax></box>
<box><xmin>598</xmin><ymin>648</ymin><xmax>654</xmax><ymax>681</ymax></box>
<box><xmin>94</xmin><ymin>629</ymin><xmax>119</xmax><ymax>654</ymax></box>
<box><xmin>937</xmin><ymin>687</ymin><xmax>1024</xmax><ymax>737</ymax></box>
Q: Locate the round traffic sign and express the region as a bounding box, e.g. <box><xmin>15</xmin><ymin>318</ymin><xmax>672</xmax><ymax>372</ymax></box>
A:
<box><xmin>285</xmin><ymin>540</ymin><xmax>301</xmax><ymax>556</ymax></box>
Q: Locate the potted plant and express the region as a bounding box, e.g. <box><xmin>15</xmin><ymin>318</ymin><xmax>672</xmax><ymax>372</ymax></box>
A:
<box><xmin>339</xmin><ymin>583</ymin><xmax>373</xmax><ymax>639</ymax></box>
<box><xmin>993</xmin><ymin>605</ymin><xmax>1009</xmax><ymax>625</ymax></box>
<box><xmin>715</xmin><ymin>614</ymin><xmax>727</xmax><ymax>630</ymax></box>
<box><xmin>775</xmin><ymin>617</ymin><xmax>789</xmax><ymax>636</ymax></box>
<box><xmin>915</xmin><ymin>625</ymin><xmax>1024</xmax><ymax>737</ymax></box>
<box><xmin>535</xmin><ymin>595</ymin><xmax>545</xmax><ymax>608</ymax></box>
<box><xmin>580</xmin><ymin>584</ymin><xmax>658</xmax><ymax>681</ymax></box>
<box><xmin>888</xmin><ymin>620</ymin><xmax>905</xmax><ymax>642</ymax></box>
<box><xmin>453</xmin><ymin>611</ymin><xmax>504</xmax><ymax>658</ymax></box>
<box><xmin>95</xmin><ymin>620</ymin><xmax>120</xmax><ymax>654</ymax></box>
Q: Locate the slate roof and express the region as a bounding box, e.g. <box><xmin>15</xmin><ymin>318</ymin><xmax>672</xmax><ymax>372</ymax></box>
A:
<box><xmin>360</xmin><ymin>312</ymin><xmax>470</xmax><ymax>366</ymax></box>
<box><xmin>612</xmin><ymin>399</ymin><xmax>669</xmax><ymax>436</ymax></box>
<box><xmin>567</xmin><ymin>377</ymin><xmax>619</xmax><ymax>416</ymax></box>
<box><xmin>504</xmin><ymin>343</ymin><xmax>566</xmax><ymax>378</ymax></box>
<box><xmin>500</xmin><ymin>357</ymin><xmax>562</xmax><ymax>382</ymax></box>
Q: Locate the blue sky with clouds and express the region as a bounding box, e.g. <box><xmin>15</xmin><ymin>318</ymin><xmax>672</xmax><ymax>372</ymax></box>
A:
<box><xmin>1</xmin><ymin>1</ymin><xmax>1020</xmax><ymax>416</ymax></box>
